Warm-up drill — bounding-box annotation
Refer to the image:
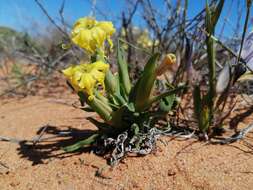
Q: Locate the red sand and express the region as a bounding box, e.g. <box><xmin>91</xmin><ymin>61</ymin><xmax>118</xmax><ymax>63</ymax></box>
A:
<box><xmin>0</xmin><ymin>93</ymin><xmax>253</xmax><ymax>190</ymax></box>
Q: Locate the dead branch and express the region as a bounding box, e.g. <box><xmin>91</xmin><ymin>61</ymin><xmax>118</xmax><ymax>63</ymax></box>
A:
<box><xmin>34</xmin><ymin>0</ymin><xmax>68</xmax><ymax>37</ymax></box>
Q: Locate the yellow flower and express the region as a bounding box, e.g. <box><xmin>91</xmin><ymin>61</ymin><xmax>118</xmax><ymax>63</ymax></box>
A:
<box><xmin>62</xmin><ymin>61</ymin><xmax>109</xmax><ymax>99</ymax></box>
<box><xmin>96</xmin><ymin>21</ymin><xmax>115</xmax><ymax>36</ymax></box>
<box><xmin>71</xmin><ymin>17</ymin><xmax>116</xmax><ymax>54</ymax></box>
<box><xmin>156</xmin><ymin>53</ymin><xmax>176</xmax><ymax>76</ymax></box>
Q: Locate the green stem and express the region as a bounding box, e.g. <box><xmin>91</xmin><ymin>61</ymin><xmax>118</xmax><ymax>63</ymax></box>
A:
<box><xmin>205</xmin><ymin>0</ymin><xmax>217</xmax><ymax>124</ymax></box>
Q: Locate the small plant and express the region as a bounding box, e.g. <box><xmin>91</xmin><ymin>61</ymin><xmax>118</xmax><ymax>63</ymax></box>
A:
<box><xmin>193</xmin><ymin>0</ymin><xmax>253</xmax><ymax>139</ymax></box>
<box><xmin>62</xmin><ymin>17</ymin><xmax>185</xmax><ymax>164</ymax></box>
<box><xmin>192</xmin><ymin>0</ymin><xmax>224</xmax><ymax>139</ymax></box>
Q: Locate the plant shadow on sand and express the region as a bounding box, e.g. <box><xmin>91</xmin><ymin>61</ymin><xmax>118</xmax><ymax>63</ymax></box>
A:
<box><xmin>229</xmin><ymin>105</ymin><xmax>253</xmax><ymax>129</ymax></box>
<box><xmin>16</xmin><ymin>105</ymin><xmax>253</xmax><ymax>166</ymax></box>
<box><xmin>17</xmin><ymin>125</ymin><xmax>96</xmax><ymax>165</ymax></box>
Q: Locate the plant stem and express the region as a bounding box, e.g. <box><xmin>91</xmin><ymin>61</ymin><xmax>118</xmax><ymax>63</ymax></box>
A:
<box><xmin>205</xmin><ymin>1</ymin><xmax>216</xmax><ymax>121</ymax></box>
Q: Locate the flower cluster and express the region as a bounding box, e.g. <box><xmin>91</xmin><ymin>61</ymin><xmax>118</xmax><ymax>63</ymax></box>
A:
<box><xmin>71</xmin><ymin>17</ymin><xmax>115</xmax><ymax>54</ymax></box>
<box><xmin>62</xmin><ymin>61</ymin><xmax>109</xmax><ymax>100</ymax></box>
<box><xmin>62</xmin><ymin>17</ymin><xmax>115</xmax><ymax>100</ymax></box>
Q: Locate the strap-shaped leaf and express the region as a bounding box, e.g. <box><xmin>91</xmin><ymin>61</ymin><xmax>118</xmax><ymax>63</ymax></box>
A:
<box><xmin>205</xmin><ymin>0</ymin><xmax>213</xmax><ymax>34</ymax></box>
<box><xmin>63</xmin><ymin>133</ymin><xmax>99</xmax><ymax>152</ymax></box>
<box><xmin>193</xmin><ymin>85</ymin><xmax>202</xmax><ymax>128</ymax></box>
<box><xmin>211</xmin><ymin>0</ymin><xmax>224</xmax><ymax>29</ymax></box>
<box><xmin>110</xmin><ymin>105</ymin><xmax>127</xmax><ymax>128</ymax></box>
<box><xmin>200</xmin><ymin>106</ymin><xmax>210</xmax><ymax>132</ymax></box>
<box><xmin>132</xmin><ymin>53</ymin><xmax>160</xmax><ymax>111</ymax></box>
<box><xmin>87</xmin><ymin>96</ymin><xmax>112</xmax><ymax>121</ymax></box>
<box><xmin>147</xmin><ymin>85</ymin><xmax>186</xmax><ymax>109</ymax></box>
<box><xmin>159</xmin><ymin>94</ymin><xmax>176</xmax><ymax>112</ymax></box>
<box><xmin>205</xmin><ymin>0</ymin><xmax>216</xmax><ymax>109</ymax></box>
<box><xmin>104</xmin><ymin>70</ymin><xmax>117</xmax><ymax>94</ymax></box>
<box><xmin>117</xmin><ymin>42</ymin><xmax>131</xmax><ymax>95</ymax></box>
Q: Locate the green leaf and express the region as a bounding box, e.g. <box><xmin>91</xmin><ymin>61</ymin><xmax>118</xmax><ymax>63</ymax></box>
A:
<box><xmin>110</xmin><ymin>102</ymin><xmax>135</xmax><ymax>130</ymax></box>
<box><xmin>107</xmin><ymin>73</ymin><xmax>128</xmax><ymax>107</ymax></box>
<box><xmin>104</xmin><ymin>70</ymin><xmax>117</xmax><ymax>94</ymax></box>
<box><xmin>159</xmin><ymin>94</ymin><xmax>176</xmax><ymax>112</ymax></box>
<box><xmin>117</xmin><ymin>42</ymin><xmax>131</xmax><ymax>95</ymax></box>
<box><xmin>147</xmin><ymin>85</ymin><xmax>186</xmax><ymax>109</ymax></box>
<box><xmin>129</xmin><ymin>78</ymin><xmax>141</xmax><ymax>103</ymax></box>
<box><xmin>63</xmin><ymin>133</ymin><xmax>100</xmax><ymax>152</ymax></box>
<box><xmin>87</xmin><ymin>97</ymin><xmax>112</xmax><ymax>121</ymax></box>
<box><xmin>113</xmin><ymin>72</ymin><xmax>121</xmax><ymax>94</ymax></box>
<box><xmin>110</xmin><ymin>105</ymin><xmax>129</xmax><ymax>129</ymax></box>
<box><xmin>112</xmin><ymin>92</ymin><xmax>127</xmax><ymax>106</ymax></box>
<box><xmin>205</xmin><ymin>0</ymin><xmax>213</xmax><ymax>33</ymax></box>
<box><xmin>193</xmin><ymin>85</ymin><xmax>202</xmax><ymax>128</ymax></box>
<box><xmin>131</xmin><ymin>53</ymin><xmax>160</xmax><ymax>111</ymax></box>
<box><xmin>211</xmin><ymin>0</ymin><xmax>224</xmax><ymax>28</ymax></box>
<box><xmin>205</xmin><ymin>0</ymin><xmax>216</xmax><ymax>123</ymax></box>
<box><xmin>193</xmin><ymin>86</ymin><xmax>211</xmax><ymax>132</ymax></box>
<box><xmin>204</xmin><ymin>0</ymin><xmax>224</xmax><ymax>133</ymax></box>
<box><xmin>200</xmin><ymin>106</ymin><xmax>210</xmax><ymax>132</ymax></box>
<box><xmin>94</xmin><ymin>90</ymin><xmax>109</xmax><ymax>105</ymax></box>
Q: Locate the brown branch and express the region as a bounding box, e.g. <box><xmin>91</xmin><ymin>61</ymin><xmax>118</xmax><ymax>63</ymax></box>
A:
<box><xmin>34</xmin><ymin>0</ymin><xmax>69</xmax><ymax>37</ymax></box>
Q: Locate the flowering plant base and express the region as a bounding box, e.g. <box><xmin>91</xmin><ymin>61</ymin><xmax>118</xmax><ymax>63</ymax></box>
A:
<box><xmin>61</xmin><ymin>17</ymin><xmax>185</xmax><ymax>164</ymax></box>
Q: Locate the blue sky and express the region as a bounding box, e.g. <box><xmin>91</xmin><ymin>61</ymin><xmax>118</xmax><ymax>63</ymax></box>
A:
<box><xmin>0</xmin><ymin>0</ymin><xmax>251</xmax><ymax>38</ymax></box>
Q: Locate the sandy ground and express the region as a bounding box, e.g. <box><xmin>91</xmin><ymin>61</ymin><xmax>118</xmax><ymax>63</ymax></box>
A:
<box><xmin>0</xmin><ymin>92</ymin><xmax>253</xmax><ymax>190</ymax></box>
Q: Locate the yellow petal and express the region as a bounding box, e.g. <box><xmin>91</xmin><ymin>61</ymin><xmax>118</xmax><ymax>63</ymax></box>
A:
<box><xmin>79</xmin><ymin>73</ymin><xmax>96</xmax><ymax>95</ymax></box>
<box><xmin>71</xmin><ymin>30</ymin><xmax>94</xmax><ymax>53</ymax></box>
<box><xmin>73</xmin><ymin>17</ymin><xmax>96</xmax><ymax>30</ymax></box>
<box><xmin>91</xmin><ymin>27</ymin><xmax>106</xmax><ymax>50</ymax></box>
<box><xmin>96</xmin><ymin>21</ymin><xmax>116</xmax><ymax>36</ymax></box>
<box><xmin>90</xmin><ymin>61</ymin><xmax>109</xmax><ymax>84</ymax></box>
<box><xmin>72</xmin><ymin>70</ymin><xmax>82</xmax><ymax>83</ymax></box>
<box><xmin>70</xmin><ymin>17</ymin><xmax>116</xmax><ymax>54</ymax></box>
<box><xmin>62</xmin><ymin>61</ymin><xmax>109</xmax><ymax>96</ymax></box>
<box><xmin>91</xmin><ymin>61</ymin><xmax>109</xmax><ymax>71</ymax></box>
<box><xmin>62</xmin><ymin>66</ymin><xmax>74</xmax><ymax>79</ymax></box>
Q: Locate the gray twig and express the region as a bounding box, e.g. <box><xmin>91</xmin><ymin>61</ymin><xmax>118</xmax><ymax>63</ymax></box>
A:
<box><xmin>32</xmin><ymin>125</ymin><xmax>49</xmax><ymax>145</ymax></box>
<box><xmin>34</xmin><ymin>0</ymin><xmax>69</xmax><ymax>37</ymax></box>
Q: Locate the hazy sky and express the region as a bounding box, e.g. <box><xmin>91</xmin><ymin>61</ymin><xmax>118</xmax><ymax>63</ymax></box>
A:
<box><xmin>0</xmin><ymin>0</ymin><xmax>251</xmax><ymax>38</ymax></box>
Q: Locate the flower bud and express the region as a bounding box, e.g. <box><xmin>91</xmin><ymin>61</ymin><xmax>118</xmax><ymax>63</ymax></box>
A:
<box><xmin>156</xmin><ymin>53</ymin><xmax>176</xmax><ymax>76</ymax></box>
